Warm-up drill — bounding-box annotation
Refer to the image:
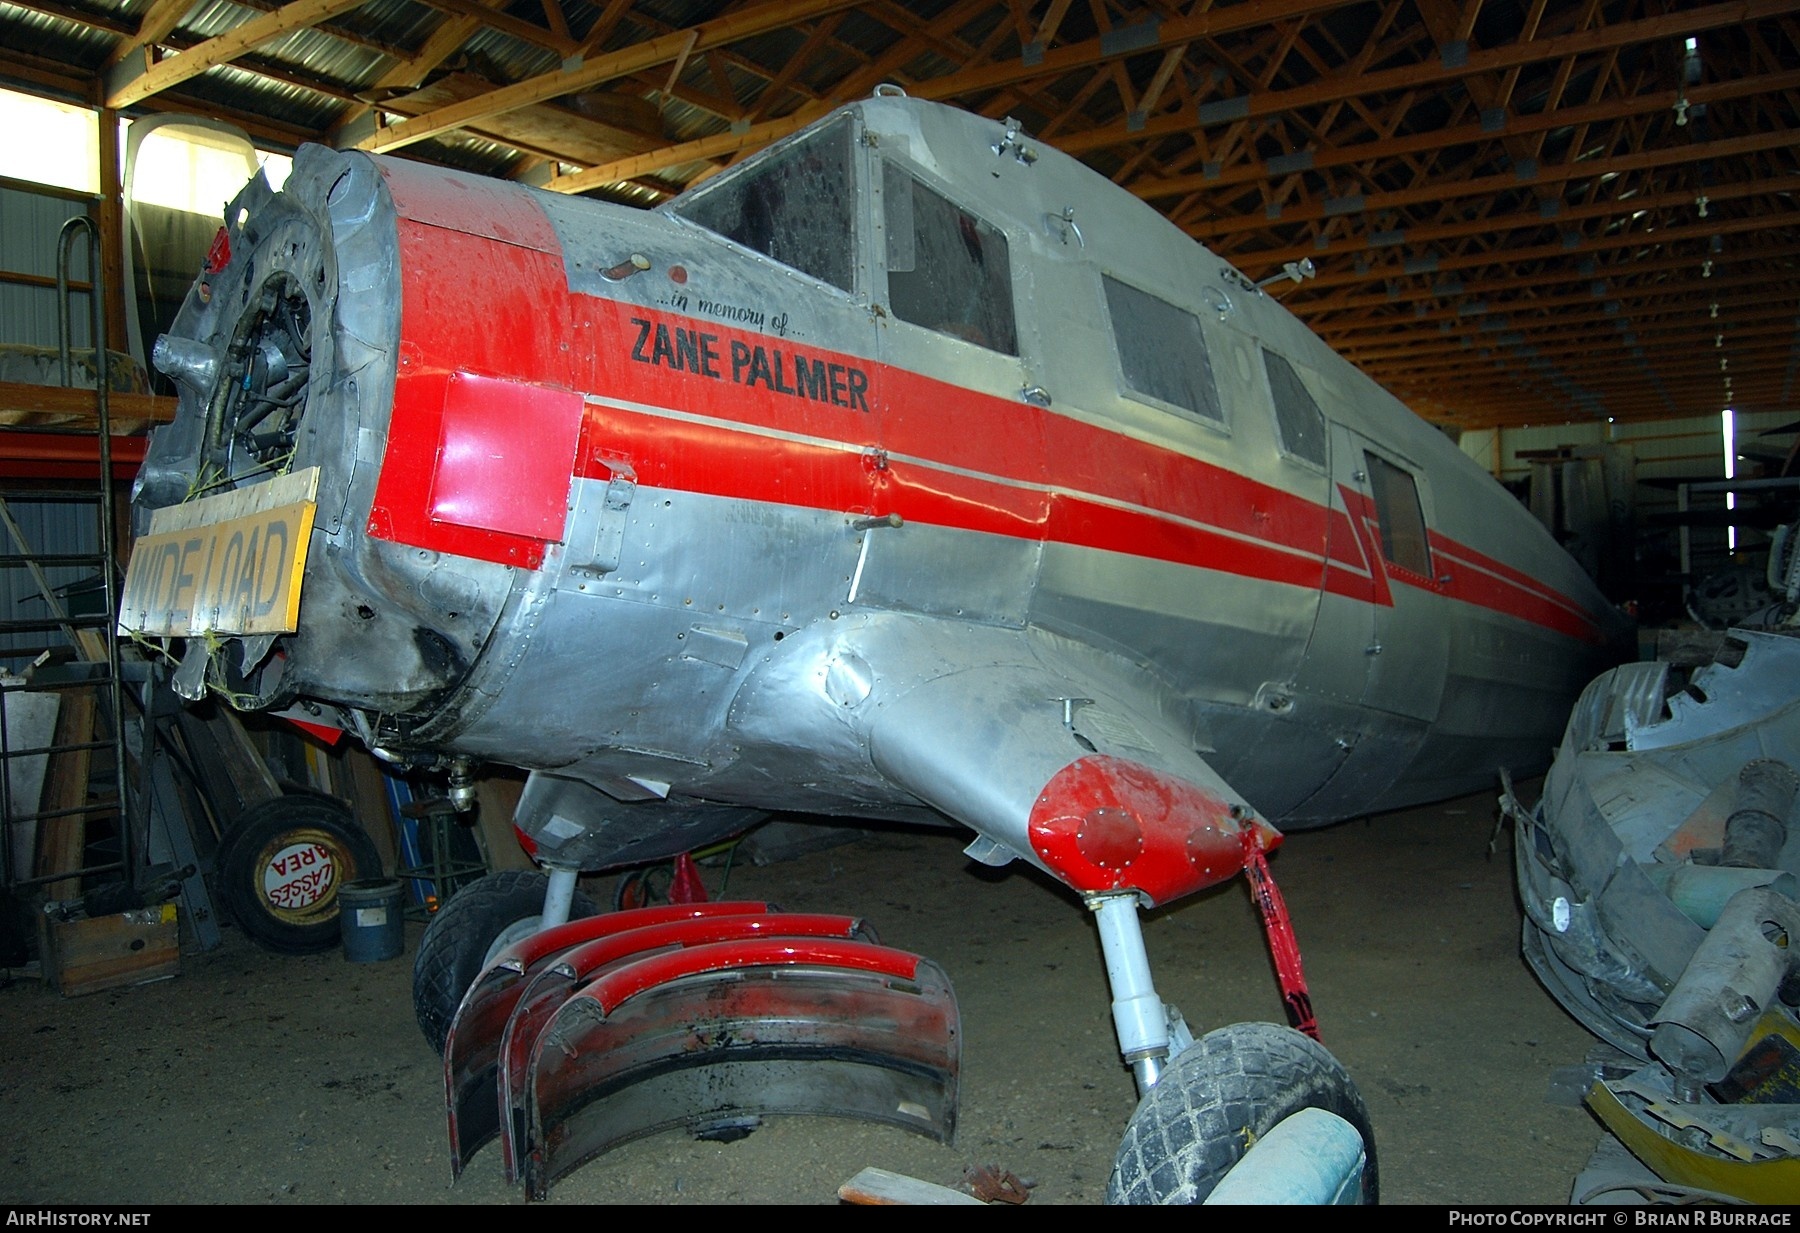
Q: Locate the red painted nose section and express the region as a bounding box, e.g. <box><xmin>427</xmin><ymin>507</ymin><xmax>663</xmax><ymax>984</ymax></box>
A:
<box><xmin>1027</xmin><ymin>754</ymin><xmax>1283</xmax><ymax>905</ymax></box>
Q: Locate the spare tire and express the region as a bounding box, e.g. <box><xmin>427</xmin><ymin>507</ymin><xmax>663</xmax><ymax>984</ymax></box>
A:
<box><xmin>217</xmin><ymin>795</ymin><xmax>383</xmax><ymax>954</ymax></box>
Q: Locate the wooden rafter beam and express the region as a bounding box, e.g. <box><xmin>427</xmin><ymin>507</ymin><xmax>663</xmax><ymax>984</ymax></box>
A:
<box><xmin>1225</xmin><ymin>175</ymin><xmax>1800</xmax><ymax>278</ymax></box>
<box><xmin>106</xmin><ymin>0</ymin><xmax>373</xmax><ymax>110</ymax></box>
<box><xmin>543</xmin><ymin>0</ymin><xmax>1000</xmax><ymax>193</ymax></box>
<box><xmin>1128</xmin><ymin>69</ymin><xmax>1800</xmax><ymax>202</ymax></box>
<box><xmin>103</xmin><ymin>0</ymin><xmax>199</xmax><ymax>71</ymax></box>
<box><xmin>1054</xmin><ymin>0</ymin><xmax>1800</xmax><ymax>161</ymax></box>
<box><xmin>1337</xmin><ymin>312</ymin><xmax>1800</xmax><ymax>367</ymax></box>
<box><xmin>354</xmin><ymin>0</ymin><xmax>863</xmax><ymax>155</ymax></box>
<box><xmin>1307</xmin><ymin>262</ymin><xmax>1800</xmax><ymax>333</ymax></box>
<box><xmin>546</xmin><ymin>0</ymin><xmax>1362</xmax><ymax>192</ymax></box>
<box><xmin>418</xmin><ymin>0</ymin><xmax>577</xmax><ymax>56</ymax></box>
<box><xmin>1188</xmin><ymin>128</ymin><xmax>1798</xmax><ymax>240</ymax></box>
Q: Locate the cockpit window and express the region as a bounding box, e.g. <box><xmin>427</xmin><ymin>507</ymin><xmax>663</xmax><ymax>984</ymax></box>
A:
<box><xmin>672</xmin><ymin>114</ymin><xmax>855</xmax><ymax>291</ymax></box>
<box><xmin>1102</xmin><ymin>275</ymin><xmax>1224</xmax><ymax>425</ymax></box>
<box><xmin>882</xmin><ymin>161</ymin><xmax>1017</xmax><ymax>354</ymax></box>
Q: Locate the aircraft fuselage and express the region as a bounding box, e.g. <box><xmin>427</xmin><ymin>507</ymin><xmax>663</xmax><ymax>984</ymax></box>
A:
<box><xmin>129</xmin><ymin>96</ymin><xmax>1627</xmax><ymax>899</ymax></box>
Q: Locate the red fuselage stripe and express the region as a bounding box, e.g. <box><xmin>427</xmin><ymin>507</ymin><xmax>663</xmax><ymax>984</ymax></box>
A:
<box><xmin>369</xmin><ymin>183</ymin><xmax>1609</xmax><ymax>646</ymax></box>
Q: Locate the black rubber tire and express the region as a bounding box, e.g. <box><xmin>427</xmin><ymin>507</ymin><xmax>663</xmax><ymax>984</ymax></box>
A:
<box><xmin>412</xmin><ymin>870</ymin><xmax>597</xmax><ymax>1055</ymax></box>
<box><xmin>1105</xmin><ymin>1021</ymin><xmax>1379</xmax><ymax>1205</ymax></box>
<box><xmin>216</xmin><ymin>795</ymin><xmax>383</xmax><ymax>956</ymax></box>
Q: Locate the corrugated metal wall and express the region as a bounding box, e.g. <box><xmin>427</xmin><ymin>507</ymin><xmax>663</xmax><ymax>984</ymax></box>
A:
<box><xmin>0</xmin><ymin>184</ymin><xmax>95</xmax><ymax>352</ymax></box>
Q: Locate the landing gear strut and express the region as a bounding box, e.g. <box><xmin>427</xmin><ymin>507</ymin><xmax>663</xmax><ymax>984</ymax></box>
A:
<box><xmin>1090</xmin><ymin>892</ymin><xmax>1192</xmax><ymax>1096</ymax></box>
<box><xmin>1090</xmin><ymin>889</ymin><xmax>1378</xmax><ymax>1204</ymax></box>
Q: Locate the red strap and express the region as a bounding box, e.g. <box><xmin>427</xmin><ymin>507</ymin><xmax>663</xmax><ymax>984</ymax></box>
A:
<box><xmin>1242</xmin><ymin>830</ymin><xmax>1320</xmax><ymax>1040</ymax></box>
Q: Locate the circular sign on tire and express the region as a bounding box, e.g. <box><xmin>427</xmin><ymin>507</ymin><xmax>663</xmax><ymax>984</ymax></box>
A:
<box><xmin>218</xmin><ymin>795</ymin><xmax>383</xmax><ymax>954</ymax></box>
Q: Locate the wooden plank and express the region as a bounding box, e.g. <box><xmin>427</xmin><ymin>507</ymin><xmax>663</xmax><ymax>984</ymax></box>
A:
<box><xmin>340</xmin><ymin>741</ymin><xmax>398</xmax><ymax>876</ymax></box>
<box><xmin>35</xmin><ymin>688</ymin><xmax>95</xmax><ymax>902</ymax></box>
<box><xmin>171</xmin><ymin>706</ymin><xmax>279</xmax><ymax>842</ymax></box>
<box><xmin>472</xmin><ymin>767</ymin><xmax>533</xmax><ymax>872</ymax></box>
<box><xmin>0</xmin><ymin>380</ymin><xmax>174</xmax><ymax>425</ymax></box>
<box><xmin>837</xmin><ymin>1167</ymin><xmax>984</xmax><ymax>1206</ymax></box>
<box><xmin>203</xmin><ymin>706</ymin><xmax>283</xmax><ymax>808</ymax></box>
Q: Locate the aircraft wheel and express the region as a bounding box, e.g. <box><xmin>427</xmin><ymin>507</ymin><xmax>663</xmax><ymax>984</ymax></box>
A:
<box><xmin>612</xmin><ymin>864</ymin><xmax>671</xmax><ymax>911</ymax></box>
<box><xmin>1105</xmin><ymin>1021</ymin><xmax>1378</xmax><ymax>1205</ymax></box>
<box><xmin>412</xmin><ymin>870</ymin><xmax>596</xmax><ymax>1055</ymax></box>
<box><xmin>217</xmin><ymin>795</ymin><xmax>383</xmax><ymax>956</ymax></box>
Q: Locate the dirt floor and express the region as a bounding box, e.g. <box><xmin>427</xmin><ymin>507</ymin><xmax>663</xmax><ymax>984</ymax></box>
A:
<box><xmin>0</xmin><ymin>786</ymin><xmax>1609</xmax><ymax>1206</ymax></box>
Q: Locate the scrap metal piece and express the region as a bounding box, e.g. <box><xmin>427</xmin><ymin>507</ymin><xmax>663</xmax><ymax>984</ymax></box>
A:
<box><xmin>1640</xmin><ymin>1100</ymin><xmax>1761</xmax><ymax>1162</ymax></box>
<box><xmin>1518</xmin><ymin>629</ymin><xmax>1800</xmax><ymax>1056</ymax></box>
<box><xmin>495</xmin><ymin>911</ymin><xmax>880</xmax><ymax>1183</ymax></box>
<box><xmin>962</xmin><ymin>1163</ymin><xmax>1032</xmax><ymax>1204</ymax></box>
<box><xmin>443</xmin><ymin>900</ymin><xmax>773</xmax><ymax>1177</ymax></box>
<box><xmin>1649</xmin><ymin>886</ymin><xmax>1800</xmax><ymax>1084</ymax></box>
<box><xmin>1588</xmin><ymin>1065</ymin><xmax>1800</xmax><ymax>1203</ymax></box>
<box><xmin>1720</xmin><ymin>758</ymin><xmax>1798</xmax><ymax>869</ymax></box>
<box><xmin>521</xmin><ymin>940</ymin><xmax>960</xmax><ymax>1201</ymax></box>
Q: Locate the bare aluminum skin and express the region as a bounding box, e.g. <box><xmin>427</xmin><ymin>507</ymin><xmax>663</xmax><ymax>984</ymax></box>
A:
<box><xmin>132</xmin><ymin>95</ymin><xmax>1627</xmax><ymax>883</ymax></box>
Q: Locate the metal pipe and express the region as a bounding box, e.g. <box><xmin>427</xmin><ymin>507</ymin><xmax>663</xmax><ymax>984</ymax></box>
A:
<box><xmin>55</xmin><ymin>216</ymin><xmax>132</xmax><ymax>889</ymax></box>
<box><xmin>1648</xmin><ymin>884</ymin><xmax>1800</xmax><ymax>1083</ymax></box>
<box><xmin>541</xmin><ymin>865</ymin><xmax>581</xmax><ymax>928</ymax></box>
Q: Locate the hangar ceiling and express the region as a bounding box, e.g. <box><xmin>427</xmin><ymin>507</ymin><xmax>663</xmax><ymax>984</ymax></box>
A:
<box><xmin>1</xmin><ymin>0</ymin><xmax>1795</xmax><ymax>433</ymax></box>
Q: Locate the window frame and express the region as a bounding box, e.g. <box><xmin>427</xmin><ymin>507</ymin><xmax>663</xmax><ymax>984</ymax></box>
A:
<box><xmin>876</xmin><ymin>157</ymin><xmax>1020</xmax><ymax>356</ymax></box>
<box><xmin>1363</xmin><ymin>449</ymin><xmax>1435</xmax><ymax>580</ymax></box>
<box><xmin>664</xmin><ymin>111</ymin><xmax>862</xmax><ymax>296</ymax></box>
<box><xmin>1261</xmin><ymin>348</ymin><xmax>1329</xmax><ymax>471</ymax></box>
<box><xmin>1098</xmin><ymin>272</ymin><xmax>1229</xmax><ymax>431</ymax></box>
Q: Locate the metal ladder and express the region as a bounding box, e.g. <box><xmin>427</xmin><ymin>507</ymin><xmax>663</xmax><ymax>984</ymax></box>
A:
<box><xmin>0</xmin><ymin>217</ymin><xmax>218</xmax><ymax>948</ymax></box>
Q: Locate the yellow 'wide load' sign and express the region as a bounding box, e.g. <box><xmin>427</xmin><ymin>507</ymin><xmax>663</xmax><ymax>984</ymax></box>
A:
<box><xmin>119</xmin><ymin>467</ymin><xmax>319</xmax><ymax>638</ymax></box>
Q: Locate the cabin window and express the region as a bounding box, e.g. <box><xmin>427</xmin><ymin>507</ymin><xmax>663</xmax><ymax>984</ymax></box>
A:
<box><xmin>1262</xmin><ymin>350</ymin><xmax>1327</xmax><ymax>467</ymax></box>
<box><xmin>1365</xmin><ymin>452</ymin><xmax>1433</xmax><ymax>577</ymax></box>
<box><xmin>1102</xmin><ymin>276</ymin><xmax>1223</xmax><ymax>425</ymax></box>
<box><xmin>882</xmin><ymin>162</ymin><xmax>1017</xmax><ymax>354</ymax></box>
<box><xmin>672</xmin><ymin>114</ymin><xmax>855</xmax><ymax>291</ymax></box>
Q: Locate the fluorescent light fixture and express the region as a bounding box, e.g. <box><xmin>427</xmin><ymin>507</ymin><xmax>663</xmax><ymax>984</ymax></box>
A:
<box><xmin>1722</xmin><ymin>407</ymin><xmax>1737</xmax><ymax>552</ymax></box>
